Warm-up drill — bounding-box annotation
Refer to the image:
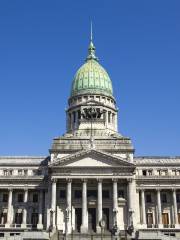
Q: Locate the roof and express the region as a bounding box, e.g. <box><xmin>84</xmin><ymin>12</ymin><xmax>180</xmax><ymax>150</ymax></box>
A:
<box><xmin>134</xmin><ymin>156</ymin><xmax>180</xmax><ymax>165</ymax></box>
<box><xmin>0</xmin><ymin>156</ymin><xmax>49</xmax><ymax>166</ymax></box>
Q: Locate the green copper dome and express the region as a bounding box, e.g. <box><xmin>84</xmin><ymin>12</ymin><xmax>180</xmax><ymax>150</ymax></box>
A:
<box><xmin>70</xmin><ymin>40</ymin><xmax>113</xmax><ymax>98</ymax></box>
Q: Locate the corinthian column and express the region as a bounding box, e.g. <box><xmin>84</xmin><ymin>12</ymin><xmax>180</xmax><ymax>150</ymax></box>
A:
<box><xmin>37</xmin><ymin>190</ymin><xmax>43</xmax><ymax>229</ymax></box>
<box><xmin>66</xmin><ymin>179</ymin><xmax>72</xmax><ymax>234</ymax></box>
<box><xmin>157</xmin><ymin>189</ymin><xmax>163</xmax><ymax>228</ymax></box>
<box><xmin>97</xmin><ymin>179</ymin><xmax>103</xmax><ymax>233</ymax></box>
<box><xmin>141</xmin><ymin>189</ymin><xmax>146</xmax><ymax>226</ymax></box>
<box><xmin>51</xmin><ymin>179</ymin><xmax>57</xmax><ymax>228</ymax></box>
<box><xmin>172</xmin><ymin>189</ymin><xmax>179</xmax><ymax>227</ymax></box>
<box><xmin>21</xmin><ymin>189</ymin><xmax>28</xmax><ymax>228</ymax></box>
<box><xmin>113</xmin><ymin>179</ymin><xmax>118</xmax><ymax>226</ymax></box>
<box><xmin>6</xmin><ymin>189</ymin><xmax>13</xmax><ymax>228</ymax></box>
<box><xmin>81</xmin><ymin>179</ymin><xmax>88</xmax><ymax>233</ymax></box>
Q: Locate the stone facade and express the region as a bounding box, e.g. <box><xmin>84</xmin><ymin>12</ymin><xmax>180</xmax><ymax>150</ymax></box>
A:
<box><xmin>0</xmin><ymin>38</ymin><xmax>180</xmax><ymax>240</ymax></box>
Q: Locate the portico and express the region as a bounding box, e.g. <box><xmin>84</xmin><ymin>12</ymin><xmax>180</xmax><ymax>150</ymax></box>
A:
<box><xmin>49</xmin><ymin>175</ymin><xmax>135</xmax><ymax>234</ymax></box>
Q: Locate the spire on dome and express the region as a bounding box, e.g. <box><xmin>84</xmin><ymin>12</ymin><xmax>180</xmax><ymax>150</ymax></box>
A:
<box><xmin>86</xmin><ymin>22</ymin><xmax>98</xmax><ymax>61</ymax></box>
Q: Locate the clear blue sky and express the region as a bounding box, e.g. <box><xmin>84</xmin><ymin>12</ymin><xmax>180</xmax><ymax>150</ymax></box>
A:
<box><xmin>0</xmin><ymin>1</ymin><xmax>179</xmax><ymax>156</ymax></box>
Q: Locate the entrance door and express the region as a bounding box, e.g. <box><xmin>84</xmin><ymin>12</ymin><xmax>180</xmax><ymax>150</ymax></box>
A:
<box><xmin>88</xmin><ymin>208</ymin><xmax>96</xmax><ymax>232</ymax></box>
<box><xmin>0</xmin><ymin>213</ymin><xmax>7</xmax><ymax>224</ymax></box>
<box><xmin>103</xmin><ymin>208</ymin><xmax>109</xmax><ymax>230</ymax></box>
<box><xmin>31</xmin><ymin>213</ymin><xmax>38</xmax><ymax>228</ymax></box>
<box><xmin>162</xmin><ymin>213</ymin><xmax>169</xmax><ymax>226</ymax></box>
<box><xmin>146</xmin><ymin>213</ymin><xmax>153</xmax><ymax>226</ymax></box>
<box><xmin>75</xmin><ymin>208</ymin><xmax>82</xmax><ymax>232</ymax></box>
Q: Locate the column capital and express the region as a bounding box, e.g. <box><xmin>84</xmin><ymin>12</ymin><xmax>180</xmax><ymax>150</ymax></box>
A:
<box><xmin>127</xmin><ymin>178</ymin><xmax>133</xmax><ymax>183</ymax></box>
<box><xmin>112</xmin><ymin>178</ymin><xmax>118</xmax><ymax>182</ymax></box>
<box><xmin>51</xmin><ymin>178</ymin><xmax>57</xmax><ymax>183</ymax></box>
<box><xmin>8</xmin><ymin>188</ymin><xmax>13</xmax><ymax>192</ymax></box>
<box><xmin>66</xmin><ymin>178</ymin><xmax>72</xmax><ymax>183</ymax></box>
<box><xmin>156</xmin><ymin>188</ymin><xmax>161</xmax><ymax>192</ymax></box>
<box><xmin>97</xmin><ymin>178</ymin><xmax>103</xmax><ymax>183</ymax></box>
<box><xmin>81</xmin><ymin>178</ymin><xmax>88</xmax><ymax>183</ymax></box>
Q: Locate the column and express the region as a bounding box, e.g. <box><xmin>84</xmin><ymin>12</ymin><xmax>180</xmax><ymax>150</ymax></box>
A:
<box><xmin>37</xmin><ymin>190</ymin><xmax>43</xmax><ymax>229</ymax></box>
<box><xmin>173</xmin><ymin>189</ymin><xmax>179</xmax><ymax>227</ymax></box>
<box><xmin>113</xmin><ymin>179</ymin><xmax>118</xmax><ymax>226</ymax></box>
<box><xmin>141</xmin><ymin>189</ymin><xmax>146</xmax><ymax>226</ymax></box>
<box><xmin>6</xmin><ymin>189</ymin><xmax>13</xmax><ymax>227</ymax></box>
<box><xmin>51</xmin><ymin>179</ymin><xmax>57</xmax><ymax>228</ymax></box>
<box><xmin>66</xmin><ymin>179</ymin><xmax>72</xmax><ymax>234</ymax></box>
<box><xmin>81</xmin><ymin>179</ymin><xmax>88</xmax><ymax>233</ymax></box>
<box><xmin>97</xmin><ymin>179</ymin><xmax>102</xmax><ymax>233</ymax></box>
<box><xmin>157</xmin><ymin>189</ymin><xmax>163</xmax><ymax>228</ymax></box>
<box><xmin>21</xmin><ymin>189</ymin><xmax>28</xmax><ymax>228</ymax></box>
<box><xmin>128</xmin><ymin>178</ymin><xmax>136</xmax><ymax>229</ymax></box>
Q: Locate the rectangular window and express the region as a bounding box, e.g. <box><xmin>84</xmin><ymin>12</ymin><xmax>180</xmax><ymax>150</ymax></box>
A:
<box><xmin>108</xmin><ymin>112</ymin><xmax>111</xmax><ymax>123</ymax></box>
<box><xmin>162</xmin><ymin>193</ymin><xmax>167</xmax><ymax>203</ymax></box>
<box><xmin>142</xmin><ymin>170</ymin><xmax>147</xmax><ymax>176</ymax></box>
<box><xmin>87</xmin><ymin>190</ymin><xmax>97</xmax><ymax>198</ymax></box>
<box><xmin>74</xmin><ymin>190</ymin><xmax>82</xmax><ymax>199</ymax></box>
<box><xmin>177</xmin><ymin>193</ymin><xmax>180</xmax><ymax>203</ymax></box>
<box><xmin>15</xmin><ymin>213</ymin><xmax>22</xmax><ymax>224</ymax></box>
<box><xmin>162</xmin><ymin>213</ymin><xmax>169</xmax><ymax>225</ymax></box>
<box><xmin>146</xmin><ymin>194</ymin><xmax>152</xmax><ymax>203</ymax></box>
<box><xmin>17</xmin><ymin>193</ymin><xmax>24</xmax><ymax>203</ymax></box>
<box><xmin>147</xmin><ymin>213</ymin><xmax>153</xmax><ymax>225</ymax></box>
<box><xmin>102</xmin><ymin>190</ymin><xmax>109</xmax><ymax>199</ymax></box>
<box><xmin>2</xmin><ymin>193</ymin><xmax>8</xmax><ymax>202</ymax></box>
<box><xmin>32</xmin><ymin>193</ymin><xmax>38</xmax><ymax>203</ymax></box>
<box><xmin>118</xmin><ymin>190</ymin><xmax>124</xmax><ymax>198</ymax></box>
<box><xmin>60</xmin><ymin>190</ymin><xmax>66</xmax><ymax>199</ymax></box>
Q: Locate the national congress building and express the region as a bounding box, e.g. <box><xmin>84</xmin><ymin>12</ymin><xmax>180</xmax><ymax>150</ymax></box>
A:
<box><xmin>0</xmin><ymin>36</ymin><xmax>180</xmax><ymax>240</ymax></box>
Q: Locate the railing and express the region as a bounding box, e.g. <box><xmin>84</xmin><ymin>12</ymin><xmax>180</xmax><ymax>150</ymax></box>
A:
<box><xmin>10</xmin><ymin>224</ymin><xmax>21</xmax><ymax>228</ymax></box>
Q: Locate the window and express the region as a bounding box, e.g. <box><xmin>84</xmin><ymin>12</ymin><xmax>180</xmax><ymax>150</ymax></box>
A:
<box><xmin>74</xmin><ymin>190</ymin><xmax>82</xmax><ymax>199</ymax></box>
<box><xmin>146</xmin><ymin>194</ymin><xmax>152</xmax><ymax>203</ymax></box>
<box><xmin>17</xmin><ymin>193</ymin><xmax>23</xmax><ymax>203</ymax></box>
<box><xmin>15</xmin><ymin>213</ymin><xmax>22</xmax><ymax>224</ymax></box>
<box><xmin>108</xmin><ymin>112</ymin><xmax>111</xmax><ymax>123</ymax></box>
<box><xmin>118</xmin><ymin>190</ymin><xmax>124</xmax><ymax>198</ymax></box>
<box><xmin>102</xmin><ymin>190</ymin><xmax>109</xmax><ymax>199</ymax></box>
<box><xmin>148</xmin><ymin>170</ymin><xmax>153</xmax><ymax>176</ymax></box>
<box><xmin>162</xmin><ymin>193</ymin><xmax>167</xmax><ymax>203</ymax></box>
<box><xmin>142</xmin><ymin>170</ymin><xmax>147</xmax><ymax>176</ymax></box>
<box><xmin>32</xmin><ymin>193</ymin><xmax>38</xmax><ymax>203</ymax></box>
<box><xmin>87</xmin><ymin>190</ymin><xmax>97</xmax><ymax>198</ymax></box>
<box><xmin>24</xmin><ymin>170</ymin><xmax>28</xmax><ymax>176</ymax></box>
<box><xmin>2</xmin><ymin>193</ymin><xmax>8</xmax><ymax>202</ymax></box>
<box><xmin>177</xmin><ymin>193</ymin><xmax>180</xmax><ymax>203</ymax></box>
<box><xmin>4</xmin><ymin>170</ymin><xmax>8</xmax><ymax>176</ymax></box>
<box><xmin>59</xmin><ymin>190</ymin><xmax>66</xmax><ymax>199</ymax></box>
<box><xmin>73</xmin><ymin>112</ymin><xmax>76</xmax><ymax>123</ymax></box>
<box><xmin>18</xmin><ymin>170</ymin><xmax>23</xmax><ymax>176</ymax></box>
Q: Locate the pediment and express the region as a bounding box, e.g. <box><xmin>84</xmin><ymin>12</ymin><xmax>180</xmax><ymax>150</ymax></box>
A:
<box><xmin>49</xmin><ymin>149</ymin><xmax>135</xmax><ymax>169</ymax></box>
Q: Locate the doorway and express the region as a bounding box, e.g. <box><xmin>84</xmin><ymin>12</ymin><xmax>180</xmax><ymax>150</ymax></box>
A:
<box><xmin>75</xmin><ymin>208</ymin><xmax>82</xmax><ymax>232</ymax></box>
<box><xmin>88</xmin><ymin>208</ymin><xmax>96</xmax><ymax>232</ymax></box>
<box><xmin>146</xmin><ymin>213</ymin><xmax>153</xmax><ymax>226</ymax></box>
<box><xmin>162</xmin><ymin>213</ymin><xmax>169</xmax><ymax>226</ymax></box>
<box><xmin>102</xmin><ymin>208</ymin><xmax>109</xmax><ymax>230</ymax></box>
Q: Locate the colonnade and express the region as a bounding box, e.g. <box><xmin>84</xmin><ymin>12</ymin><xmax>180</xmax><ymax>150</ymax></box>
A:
<box><xmin>50</xmin><ymin>178</ymin><xmax>135</xmax><ymax>233</ymax></box>
<box><xmin>140</xmin><ymin>189</ymin><xmax>180</xmax><ymax>228</ymax></box>
<box><xmin>1</xmin><ymin>189</ymin><xmax>44</xmax><ymax>229</ymax></box>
